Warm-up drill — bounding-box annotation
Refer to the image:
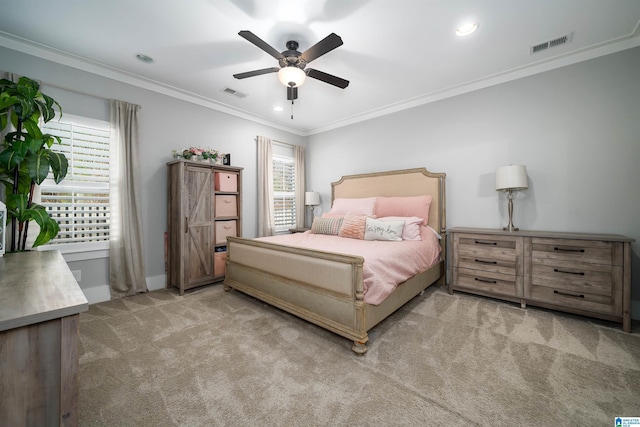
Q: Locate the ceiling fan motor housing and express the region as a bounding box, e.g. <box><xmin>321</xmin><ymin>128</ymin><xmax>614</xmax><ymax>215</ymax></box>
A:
<box><xmin>280</xmin><ymin>41</ymin><xmax>306</xmax><ymax>69</ymax></box>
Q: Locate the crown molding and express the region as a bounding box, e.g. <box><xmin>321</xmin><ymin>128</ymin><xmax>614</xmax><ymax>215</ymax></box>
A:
<box><xmin>306</xmin><ymin>33</ymin><xmax>640</xmax><ymax>135</ymax></box>
<box><xmin>0</xmin><ymin>31</ymin><xmax>306</xmax><ymax>137</ymax></box>
<box><xmin>1</xmin><ymin>29</ymin><xmax>638</xmax><ymax>138</ymax></box>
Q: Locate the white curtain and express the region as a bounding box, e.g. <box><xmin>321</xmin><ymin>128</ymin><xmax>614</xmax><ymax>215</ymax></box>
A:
<box><xmin>257</xmin><ymin>135</ymin><xmax>275</xmax><ymax>237</ymax></box>
<box><xmin>294</xmin><ymin>145</ymin><xmax>306</xmax><ymax>228</ymax></box>
<box><xmin>109</xmin><ymin>100</ymin><xmax>148</xmax><ymax>298</ymax></box>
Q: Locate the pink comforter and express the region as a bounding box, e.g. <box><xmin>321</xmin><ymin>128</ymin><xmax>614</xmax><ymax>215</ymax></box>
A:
<box><xmin>256</xmin><ymin>227</ymin><xmax>441</xmax><ymax>305</ymax></box>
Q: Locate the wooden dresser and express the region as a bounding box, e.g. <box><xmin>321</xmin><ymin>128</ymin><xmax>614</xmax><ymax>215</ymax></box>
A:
<box><xmin>449</xmin><ymin>227</ymin><xmax>634</xmax><ymax>332</ymax></box>
<box><xmin>0</xmin><ymin>250</ymin><xmax>89</xmax><ymax>426</ymax></box>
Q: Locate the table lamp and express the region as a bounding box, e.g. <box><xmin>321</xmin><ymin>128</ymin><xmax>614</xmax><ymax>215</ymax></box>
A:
<box><xmin>495</xmin><ymin>165</ymin><xmax>528</xmax><ymax>231</ymax></box>
<box><xmin>305</xmin><ymin>191</ymin><xmax>320</xmax><ymax>225</ymax></box>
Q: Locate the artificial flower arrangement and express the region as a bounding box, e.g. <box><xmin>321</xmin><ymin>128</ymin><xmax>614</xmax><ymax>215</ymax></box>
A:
<box><xmin>172</xmin><ymin>147</ymin><xmax>224</xmax><ymax>162</ymax></box>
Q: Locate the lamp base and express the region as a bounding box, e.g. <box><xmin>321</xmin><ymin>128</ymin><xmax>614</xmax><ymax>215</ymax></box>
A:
<box><xmin>503</xmin><ymin>226</ymin><xmax>519</xmax><ymax>232</ymax></box>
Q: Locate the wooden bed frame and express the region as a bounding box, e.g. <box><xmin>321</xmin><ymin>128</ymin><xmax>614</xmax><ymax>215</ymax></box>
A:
<box><xmin>223</xmin><ymin>167</ymin><xmax>446</xmax><ymax>354</ymax></box>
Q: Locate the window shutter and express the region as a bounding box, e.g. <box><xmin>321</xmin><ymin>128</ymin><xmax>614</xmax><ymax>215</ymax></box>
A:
<box><xmin>272</xmin><ymin>156</ymin><xmax>296</xmax><ymax>230</ymax></box>
<box><xmin>39</xmin><ymin>117</ymin><xmax>111</xmax><ymax>249</ymax></box>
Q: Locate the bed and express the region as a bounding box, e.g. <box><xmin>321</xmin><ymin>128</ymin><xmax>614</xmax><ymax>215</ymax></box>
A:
<box><xmin>223</xmin><ymin>167</ymin><xmax>446</xmax><ymax>354</ymax></box>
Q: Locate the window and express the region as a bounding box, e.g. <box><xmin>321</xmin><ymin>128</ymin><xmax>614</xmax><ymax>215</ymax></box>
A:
<box><xmin>272</xmin><ymin>154</ymin><xmax>296</xmax><ymax>232</ymax></box>
<box><xmin>39</xmin><ymin>114</ymin><xmax>111</xmax><ymax>252</ymax></box>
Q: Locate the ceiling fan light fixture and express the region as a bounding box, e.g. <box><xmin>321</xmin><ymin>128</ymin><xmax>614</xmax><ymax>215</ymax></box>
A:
<box><xmin>278</xmin><ymin>66</ymin><xmax>306</xmax><ymax>88</ymax></box>
<box><xmin>456</xmin><ymin>22</ymin><xmax>478</xmax><ymax>36</ymax></box>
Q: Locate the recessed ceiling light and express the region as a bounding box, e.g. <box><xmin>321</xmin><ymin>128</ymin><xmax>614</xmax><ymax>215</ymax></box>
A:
<box><xmin>273</xmin><ymin>106</ymin><xmax>284</xmax><ymax>112</ymax></box>
<box><xmin>456</xmin><ymin>22</ymin><xmax>478</xmax><ymax>37</ymax></box>
<box><xmin>135</xmin><ymin>53</ymin><xmax>154</xmax><ymax>64</ymax></box>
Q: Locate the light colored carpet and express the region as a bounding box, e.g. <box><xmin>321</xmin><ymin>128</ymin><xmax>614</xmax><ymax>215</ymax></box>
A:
<box><xmin>78</xmin><ymin>284</ymin><xmax>640</xmax><ymax>426</ymax></box>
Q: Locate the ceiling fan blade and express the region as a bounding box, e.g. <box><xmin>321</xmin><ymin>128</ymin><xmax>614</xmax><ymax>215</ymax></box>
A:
<box><xmin>300</xmin><ymin>33</ymin><xmax>343</xmax><ymax>63</ymax></box>
<box><xmin>233</xmin><ymin>67</ymin><xmax>280</xmax><ymax>79</ymax></box>
<box><xmin>306</xmin><ymin>69</ymin><xmax>349</xmax><ymax>89</ymax></box>
<box><xmin>238</xmin><ymin>30</ymin><xmax>284</xmax><ymax>60</ymax></box>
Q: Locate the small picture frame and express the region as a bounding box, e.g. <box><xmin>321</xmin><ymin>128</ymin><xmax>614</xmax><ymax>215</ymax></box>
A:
<box><xmin>223</xmin><ymin>153</ymin><xmax>231</xmax><ymax>165</ymax></box>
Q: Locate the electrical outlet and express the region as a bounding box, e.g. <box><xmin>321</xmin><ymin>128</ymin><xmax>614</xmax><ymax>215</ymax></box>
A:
<box><xmin>71</xmin><ymin>270</ymin><xmax>81</xmax><ymax>282</ymax></box>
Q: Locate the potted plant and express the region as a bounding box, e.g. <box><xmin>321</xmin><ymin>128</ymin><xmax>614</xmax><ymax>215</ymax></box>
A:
<box><xmin>0</xmin><ymin>76</ymin><xmax>69</xmax><ymax>251</ymax></box>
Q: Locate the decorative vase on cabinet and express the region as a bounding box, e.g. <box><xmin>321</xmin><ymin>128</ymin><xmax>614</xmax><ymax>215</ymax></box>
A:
<box><xmin>166</xmin><ymin>159</ymin><xmax>243</xmax><ymax>295</ymax></box>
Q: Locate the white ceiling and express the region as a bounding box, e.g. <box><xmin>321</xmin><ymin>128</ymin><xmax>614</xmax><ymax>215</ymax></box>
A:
<box><xmin>1</xmin><ymin>0</ymin><xmax>639</xmax><ymax>135</ymax></box>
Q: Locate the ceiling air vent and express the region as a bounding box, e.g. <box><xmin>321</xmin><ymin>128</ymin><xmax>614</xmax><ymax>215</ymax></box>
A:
<box><xmin>530</xmin><ymin>32</ymin><xmax>572</xmax><ymax>55</ymax></box>
<box><xmin>222</xmin><ymin>87</ymin><xmax>247</xmax><ymax>98</ymax></box>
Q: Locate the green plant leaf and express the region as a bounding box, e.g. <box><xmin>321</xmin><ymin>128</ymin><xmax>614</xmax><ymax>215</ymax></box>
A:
<box><xmin>6</xmin><ymin>193</ymin><xmax>29</xmax><ymax>223</ymax></box>
<box><xmin>48</xmin><ymin>150</ymin><xmax>69</xmax><ymax>183</ymax></box>
<box><xmin>22</xmin><ymin>117</ymin><xmax>43</xmax><ymax>140</ymax></box>
<box><xmin>29</xmin><ymin>204</ymin><xmax>59</xmax><ymax>247</ymax></box>
<box><xmin>0</xmin><ymin>146</ymin><xmax>23</xmax><ymax>170</ymax></box>
<box><xmin>27</xmin><ymin>150</ymin><xmax>51</xmax><ymax>185</ymax></box>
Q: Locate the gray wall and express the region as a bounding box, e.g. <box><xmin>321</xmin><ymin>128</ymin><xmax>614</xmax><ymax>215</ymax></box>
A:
<box><xmin>307</xmin><ymin>46</ymin><xmax>640</xmax><ymax>319</ymax></box>
<box><xmin>0</xmin><ymin>46</ymin><xmax>307</xmax><ymax>301</ymax></box>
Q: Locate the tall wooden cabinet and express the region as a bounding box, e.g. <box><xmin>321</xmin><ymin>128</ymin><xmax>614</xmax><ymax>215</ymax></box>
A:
<box><xmin>166</xmin><ymin>159</ymin><xmax>243</xmax><ymax>295</ymax></box>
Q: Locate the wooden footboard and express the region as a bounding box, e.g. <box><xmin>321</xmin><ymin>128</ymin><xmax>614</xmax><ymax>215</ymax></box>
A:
<box><xmin>223</xmin><ymin>235</ymin><xmax>444</xmax><ymax>354</ymax></box>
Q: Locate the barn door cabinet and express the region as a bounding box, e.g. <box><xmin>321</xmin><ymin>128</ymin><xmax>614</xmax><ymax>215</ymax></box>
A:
<box><xmin>166</xmin><ymin>159</ymin><xmax>243</xmax><ymax>295</ymax></box>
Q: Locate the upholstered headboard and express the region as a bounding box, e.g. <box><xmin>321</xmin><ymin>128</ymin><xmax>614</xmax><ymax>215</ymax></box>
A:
<box><xmin>331</xmin><ymin>168</ymin><xmax>446</xmax><ymax>235</ymax></box>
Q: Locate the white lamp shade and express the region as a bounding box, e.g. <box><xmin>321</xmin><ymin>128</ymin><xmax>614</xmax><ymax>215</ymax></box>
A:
<box><xmin>496</xmin><ymin>165</ymin><xmax>528</xmax><ymax>191</ymax></box>
<box><xmin>305</xmin><ymin>191</ymin><xmax>320</xmax><ymax>206</ymax></box>
<box><xmin>278</xmin><ymin>67</ymin><xmax>306</xmax><ymax>87</ymax></box>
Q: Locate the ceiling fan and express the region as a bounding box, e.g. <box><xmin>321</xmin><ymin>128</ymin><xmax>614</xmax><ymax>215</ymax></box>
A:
<box><xmin>233</xmin><ymin>30</ymin><xmax>349</xmax><ymax>105</ymax></box>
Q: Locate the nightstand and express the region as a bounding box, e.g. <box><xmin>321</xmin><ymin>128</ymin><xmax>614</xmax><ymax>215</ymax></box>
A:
<box><xmin>289</xmin><ymin>227</ymin><xmax>310</xmax><ymax>234</ymax></box>
<box><xmin>449</xmin><ymin>227</ymin><xmax>634</xmax><ymax>332</ymax></box>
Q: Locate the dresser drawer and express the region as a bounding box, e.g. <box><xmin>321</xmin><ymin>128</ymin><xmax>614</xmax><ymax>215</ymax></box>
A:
<box><xmin>531</xmin><ymin>238</ymin><xmax>614</xmax><ymax>265</ymax></box>
<box><xmin>530</xmin><ymin>258</ymin><xmax>619</xmax><ymax>297</ymax></box>
<box><xmin>457</xmin><ymin>256</ymin><xmax>517</xmax><ymax>276</ymax></box>
<box><xmin>456</xmin><ymin>233</ymin><xmax>520</xmax><ymax>260</ymax></box>
<box><xmin>453</xmin><ymin>267</ymin><xmax>523</xmax><ymax>297</ymax></box>
<box><xmin>528</xmin><ymin>284</ymin><xmax>621</xmax><ymax>315</ymax></box>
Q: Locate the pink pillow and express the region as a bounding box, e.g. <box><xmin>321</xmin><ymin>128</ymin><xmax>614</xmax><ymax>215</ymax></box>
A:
<box><xmin>378</xmin><ymin>216</ymin><xmax>423</xmax><ymax>241</ymax></box>
<box><xmin>329</xmin><ymin>197</ymin><xmax>376</xmax><ymax>216</ymax></box>
<box><xmin>321</xmin><ymin>213</ymin><xmax>344</xmax><ymax>219</ymax></box>
<box><xmin>338</xmin><ymin>212</ymin><xmax>367</xmax><ymax>240</ymax></box>
<box><xmin>375</xmin><ymin>195</ymin><xmax>432</xmax><ymax>226</ymax></box>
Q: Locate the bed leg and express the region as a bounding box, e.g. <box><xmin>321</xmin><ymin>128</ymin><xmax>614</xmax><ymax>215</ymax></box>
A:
<box><xmin>351</xmin><ymin>341</ymin><xmax>367</xmax><ymax>355</ymax></box>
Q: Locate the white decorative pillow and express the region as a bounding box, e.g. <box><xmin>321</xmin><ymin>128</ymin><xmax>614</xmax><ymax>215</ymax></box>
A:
<box><xmin>364</xmin><ymin>218</ymin><xmax>404</xmax><ymax>241</ymax></box>
<box><xmin>378</xmin><ymin>216</ymin><xmax>423</xmax><ymax>241</ymax></box>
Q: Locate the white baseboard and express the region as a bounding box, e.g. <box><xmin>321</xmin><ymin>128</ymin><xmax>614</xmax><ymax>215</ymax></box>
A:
<box><xmin>81</xmin><ymin>274</ymin><xmax>167</xmax><ymax>305</ymax></box>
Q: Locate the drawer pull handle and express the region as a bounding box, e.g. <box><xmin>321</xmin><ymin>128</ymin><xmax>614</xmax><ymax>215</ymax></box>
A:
<box><xmin>475</xmin><ymin>240</ymin><xmax>497</xmax><ymax>246</ymax></box>
<box><xmin>553</xmin><ymin>247</ymin><xmax>585</xmax><ymax>253</ymax></box>
<box><xmin>475</xmin><ymin>277</ymin><xmax>497</xmax><ymax>284</ymax></box>
<box><xmin>554</xmin><ymin>268</ymin><xmax>584</xmax><ymax>276</ymax></box>
<box><xmin>554</xmin><ymin>290</ymin><xmax>585</xmax><ymax>299</ymax></box>
<box><xmin>475</xmin><ymin>259</ymin><xmax>497</xmax><ymax>265</ymax></box>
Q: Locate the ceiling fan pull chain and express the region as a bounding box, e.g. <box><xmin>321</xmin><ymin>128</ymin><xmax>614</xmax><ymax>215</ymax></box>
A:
<box><xmin>291</xmin><ymin>98</ymin><xmax>294</xmax><ymax>120</ymax></box>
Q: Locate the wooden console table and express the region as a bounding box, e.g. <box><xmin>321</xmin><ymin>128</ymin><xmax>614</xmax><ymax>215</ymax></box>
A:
<box><xmin>0</xmin><ymin>250</ymin><xmax>89</xmax><ymax>426</ymax></box>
